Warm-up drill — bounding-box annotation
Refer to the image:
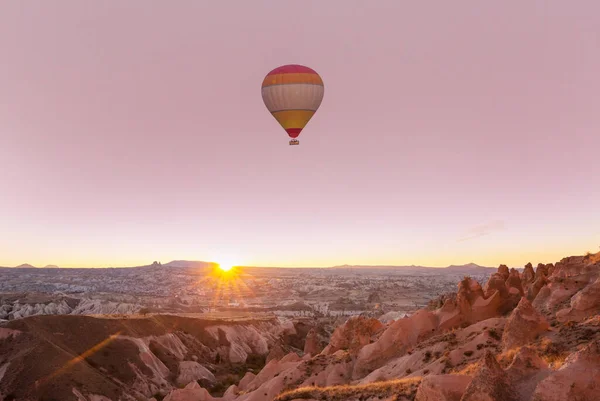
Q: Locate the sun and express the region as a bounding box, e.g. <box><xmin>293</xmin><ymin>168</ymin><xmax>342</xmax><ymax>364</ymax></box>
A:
<box><xmin>209</xmin><ymin>254</ymin><xmax>242</xmax><ymax>278</ymax></box>
<box><xmin>214</xmin><ymin>256</ymin><xmax>240</xmax><ymax>274</ymax></box>
<box><xmin>218</xmin><ymin>263</ymin><xmax>233</xmax><ymax>272</ymax></box>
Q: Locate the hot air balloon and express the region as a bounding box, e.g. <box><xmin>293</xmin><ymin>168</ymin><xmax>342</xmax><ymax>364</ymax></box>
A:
<box><xmin>261</xmin><ymin>64</ymin><xmax>324</xmax><ymax>145</ymax></box>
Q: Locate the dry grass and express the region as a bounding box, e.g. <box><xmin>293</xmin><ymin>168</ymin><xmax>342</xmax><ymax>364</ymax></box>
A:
<box><xmin>497</xmin><ymin>347</ymin><xmax>520</xmax><ymax>369</ymax></box>
<box><xmin>536</xmin><ymin>337</ymin><xmax>569</xmax><ymax>369</ymax></box>
<box><xmin>452</xmin><ymin>360</ymin><xmax>482</xmax><ymax>376</ymax></box>
<box><xmin>274</xmin><ymin>377</ymin><xmax>422</xmax><ymax>401</ymax></box>
<box><xmin>588</xmin><ymin>251</ymin><xmax>600</xmax><ymax>264</ymax></box>
<box><xmin>543</xmin><ymin>353</ymin><xmax>568</xmax><ymax>369</ymax></box>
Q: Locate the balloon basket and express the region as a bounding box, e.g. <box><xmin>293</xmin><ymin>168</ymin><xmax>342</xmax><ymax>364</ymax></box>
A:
<box><xmin>289</xmin><ymin>139</ymin><xmax>299</xmax><ymax>146</ymax></box>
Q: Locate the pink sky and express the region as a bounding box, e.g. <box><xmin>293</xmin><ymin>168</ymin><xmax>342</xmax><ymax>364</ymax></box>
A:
<box><xmin>1</xmin><ymin>1</ymin><xmax>599</xmax><ymax>268</ymax></box>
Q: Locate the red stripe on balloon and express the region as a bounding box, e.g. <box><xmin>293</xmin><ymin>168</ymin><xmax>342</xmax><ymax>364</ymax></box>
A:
<box><xmin>266</xmin><ymin>64</ymin><xmax>318</xmax><ymax>76</ymax></box>
<box><xmin>285</xmin><ymin>128</ymin><xmax>302</xmax><ymax>138</ymax></box>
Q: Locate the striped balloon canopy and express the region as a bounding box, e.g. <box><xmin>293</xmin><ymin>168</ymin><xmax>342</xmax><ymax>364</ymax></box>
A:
<box><xmin>261</xmin><ymin>64</ymin><xmax>324</xmax><ymax>144</ymax></box>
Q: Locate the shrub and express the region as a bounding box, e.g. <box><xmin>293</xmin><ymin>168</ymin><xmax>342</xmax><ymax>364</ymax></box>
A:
<box><xmin>488</xmin><ymin>328</ymin><xmax>501</xmax><ymax>341</ymax></box>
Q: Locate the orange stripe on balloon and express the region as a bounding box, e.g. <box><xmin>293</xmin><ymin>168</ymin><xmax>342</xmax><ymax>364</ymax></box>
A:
<box><xmin>262</xmin><ymin>73</ymin><xmax>324</xmax><ymax>88</ymax></box>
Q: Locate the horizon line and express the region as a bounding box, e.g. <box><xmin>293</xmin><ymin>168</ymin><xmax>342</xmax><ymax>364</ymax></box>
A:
<box><xmin>0</xmin><ymin>260</ymin><xmax>510</xmax><ymax>270</ymax></box>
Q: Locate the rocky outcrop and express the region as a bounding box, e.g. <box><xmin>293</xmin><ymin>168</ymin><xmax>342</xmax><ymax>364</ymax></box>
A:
<box><xmin>483</xmin><ymin>273</ymin><xmax>517</xmax><ymax>314</ymax></box>
<box><xmin>531</xmin><ymin>339</ymin><xmax>600</xmax><ymax>401</ymax></box>
<box><xmin>522</xmin><ymin>263</ymin><xmax>535</xmax><ymax>285</ymax></box>
<box><xmin>461</xmin><ymin>277</ymin><xmax>485</xmax><ymax>303</ymax></box>
<box><xmin>502</xmin><ymin>297</ymin><xmax>548</xmax><ymax>350</ymax></box>
<box><xmin>163</xmin><ymin>381</ymin><xmax>214</xmax><ymax>401</ymax></box>
<box><xmin>535</xmin><ymin>264</ymin><xmax>548</xmax><ymax>279</ymax></box>
<box><xmin>556</xmin><ymin>276</ymin><xmax>600</xmax><ymax>322</ymax></box>
<box><xmin>176</xmin><ymin>361</ymin><xmax>215</xmax><ymax>387</ymax></box>
<box><xmin>506</xmin><ymin>346</ymin><xmax>549</xmax><ymax>380</ymax></box>
<box><xmin>460</xmin><ymin>351</ymin><xmax>519</xmax><ymax>401</ymax></box>
<box><xmin>3</xmin><ymin>300</ymin><xmax>74</xmax><ymax>320</ymax></box>
<box><xmin>303</xmin><ymin>328</ymin><xmax>321</xmax><ymax>356</ymax></box>
<box><xmin>266</xmin><ymin>344</ymin><xmax>286</xmax><ymax>363</ymax></box>
<box><xmin>436</xmin><ymin>274</ymin><xmax>518</xmax><ymax>333</ymax></box>
<box><xmin>238</xmin><ymin>371</ymin><xmax>256</xmax><ymax>391</ymax></box>
<box><xmin>531</xmin><ymin>254</ymin><xmax>599</xmax><ymax>313</ymax></box>
<box><xmin>506</xmin><ymin>269</ymin><xmax>524</xmax><ymax>295</ymax></box>
<box><xmin>321</xmin><ymin>316</ymin><xmax>383</xmax><ymax>356</ymax></box>
<box><xmin>353</xmin><ymin>310</ymin><xmax>438</xmax><ymax>378</ymax></box>
<box><xmin>505</xmin><ymin>347</ymin><xmax>551</xmax><ymax>401</ymax></box>
<box><xmin>498</xmin><ymin>264</ymin><xmax>510</xmax><ymax>280</ymax></box>
<box><xmin>205</xmin><ymin>321</ymin><xmax>293</xmax><ymax>364</ymax></box>
<box><xmin>526</xmin><ymin>276</ymin><xmax>547</xmax><ymax>302</ymax></box>
<box><xmin>415</xmin><ymin>374</ymin><xmax>472</xmax><ymax>401</ymax></box>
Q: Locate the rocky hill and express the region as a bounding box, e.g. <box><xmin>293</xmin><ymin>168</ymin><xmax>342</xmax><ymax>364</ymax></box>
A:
<box><xmin>0</xmin><ymin>251</ymin><xmax>598</xmax><ymax>401</ymax></box>
<box><xmin>0</xmin><ymin>315</ymin><xmax>297</xmax><ymax>400</ymax></box>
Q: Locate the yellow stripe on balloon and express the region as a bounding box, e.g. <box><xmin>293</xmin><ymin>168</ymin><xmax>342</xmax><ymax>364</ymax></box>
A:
<box><xmin>262</xmin><ymin>73</ymin><xmax>324</xmax><ymax>87</ymax></box>
<box><xmin>271</xmin><ymin>110</ymin><xmax>315</xmax><ymax>130</ymax></box>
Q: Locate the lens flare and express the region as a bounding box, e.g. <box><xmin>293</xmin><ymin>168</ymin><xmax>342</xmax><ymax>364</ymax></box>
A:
<box><xmin>218</xmin><ymin>264</ymin><xmax>233</xmax><ymax>272</ymax></box>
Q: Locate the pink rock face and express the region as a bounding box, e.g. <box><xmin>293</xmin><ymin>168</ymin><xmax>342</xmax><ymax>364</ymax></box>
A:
<box><xmin>303</xmin><ymin>328</ymin><xmax>321</xmax><ymax>356</ymax></box>
<box><xmin>0</xmin><ymin>328</ymin><xmax>19</xmax><ymax>340</ymax></box>
<box><xmin>414</xmin><ymin>374</ymin><xmax>472</xmax><ymax>401</ymax></box>
<box><xmin>280</xmin><ymin>352</ymin><xmax>301</xmax><ymax>363</ymax></box>
<box><xmin>532</xmin><ymin>286</ymin><xmax>552</xmax><ymax>310</ymax></box>
<box><xmin>238</xmin><ymin>355</ymin><xmax>350</xmax><ymax>401</ymax></box>
<box><xmin>483</xmin><ymin>274</ymin><xmax>509</xmax><ymax>300</ymax></box>
<box><xmin>506</xmin><ymin>269</ymin><xmax>524</xmax><ymax>296</ymax></box>
<box><xmin>176</xmin><ymin>361</ymin><xmax>215</xmax><ymax>387</ymax></box>
<box><xmin>266</xmin><ymin>344</ymin><xmax>286</xmax><ymax>363</ymax></box>
<box><xmin>223</xmin><ymin>384</ymin><xmax>238</xmax><ymax>399</ymax></box>
<box><xmin>322</xmin><ymin>316</ymin><xmax>383</xmax><ymax>356</ymax></box>
<box><xmin>551</xmin><ymin>255</ymin><xmax>599</xmax><ymax>282</ymax></box>
<box><xmin>459</xmin><ymin>277</ymin><xmax>484</xmax><ymax>304</ymax></box>
<box><xmin>498</xmin><ymin>264</ymin><xmax>510</xmax><ymax>280</ymax></box>
<box><xmin>531</xmin><ymin>339</ymin><xmax>600</xmax><ymax>401</ymax></box>
<box><xmin>470</xmin><ymin>290</ymin><xmax>503</xmax><ymax>322</ymax></box>
<box><xmin>502</xmin><ymin>297</ymin><xmax>549</xmax><ymax>350</ymax></box>
<box><xmin>535</xmin><ymin>263</ymin><xmax>548</xmax><ymax>280</ymax></box>
<box><xmin>483</xmin><ymin>272</ymin><xmax>520</xmax><ymax>315</ymax></box>
<box><xmin>522</xmin><ymin>263</ymin><xmax>535</xmax><ymax>285</ymax></box>
<box><xmin>556</xmin><ymin>276</ymin><xmax>600</xmax><ymax>322</ymax></box>
<box><xmin>467</xmin><ymin>279</ymin><xmax>484</xmax><ymax>300</ymax></box>
<box><xmin>526</xmin><ymin>276</ymin><xmax>547</xmax><ymax>302</ymax></box>
<box><xmin>437</xmin><ymin>276</ymin><xmax>515</xmax><ymax>333</ymax></box>
<box><xmin>298</xmin><ymin>352</ymin><xmax>354</xmax><ymax>388</ymax></box>
<box><xmin>243</xmin><ymin>357</ymin><xmax>303</xmax><ymax>393</ymax></box>
<box><xmin>533</xmin><ymin>280</ymin><xmax>583</xmax><ymax>311</ymax></box>
<box><xmin>353</xmin><ymin>310</ymin><xmax>438</xmax><ymax>378</ymax></box>
<box><xmin>505</xmin><ymin>347</ymin><xmax>551</xmax><ymax>401</ymax></box>
<box><xmin>238</xmin><ymin>371</ymin><xmax>256</xmax><ymax>391</ymax></box>
<box><xmin>460</xmin><ymin>351</ymin><xmax>519</xmax><ymax>401</ymax></box>
<box><xmin>506</xmin><ymin>346</ymin><xmax>549</xmax><ymax>379</ymax></box>
<box><xmin>163</xmin><ymin>382</ymin><xmax>214</xmax><ymax>401</ymax></box>
<box><xmin>436</xmin><ymin>300</ymin><xmax>465</xmax><ymax>332</ymax></box>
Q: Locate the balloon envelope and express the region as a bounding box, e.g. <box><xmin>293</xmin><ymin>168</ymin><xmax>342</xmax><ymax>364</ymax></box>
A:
<box><xmin>261</xmin><ymin>64</ymin><xmax>324</xmax><ymax>139</ymax></box>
